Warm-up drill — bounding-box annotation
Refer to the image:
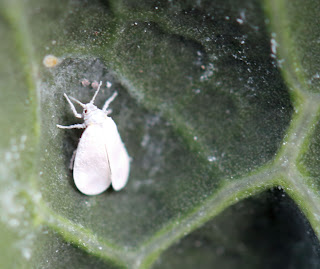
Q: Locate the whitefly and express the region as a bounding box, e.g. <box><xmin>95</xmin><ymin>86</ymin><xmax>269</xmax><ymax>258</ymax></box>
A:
<box><xmin>57</xmin><ymin>81</ymin><xmax>130</xmax><ymax>195</ymax></box>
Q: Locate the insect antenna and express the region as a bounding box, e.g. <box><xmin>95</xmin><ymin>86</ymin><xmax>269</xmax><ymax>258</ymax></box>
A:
<box><xmin>90</xmin><ymin>81</ymin><xmax>103</xmax><ymax>104</ymax></box>
<box><xmin>69</xmin><ymin>96</ymin><xmax>86</xmax><ymax>108</ymax></box>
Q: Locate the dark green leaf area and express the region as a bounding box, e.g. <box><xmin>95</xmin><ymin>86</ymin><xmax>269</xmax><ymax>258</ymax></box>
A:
<box><xmin>112</xmin><ymin>16</ymin><xmax>293</xmax><ymax>177</ymax></box>
<box><xmin>31</xmin><ymin>228</ymin><xmax>120</xmax><ymax>269</ymax></box>
<box><xmin>153</xmin><ymin>189</ymin><xmax>320</xmax><ymax>269</ymax></box>
<box><xmin>38</xmin><ymin>58</ymin><xmax>222</xmax><ymax>247</ymax></box>
<box><xmin>284</xmin><ymin>0</ymin><xmax>320</xmax><ymax>92</ymax></box>
<box><xmin>25</xmin><ymin>0</ymin><xmax>117</xmax><ymax>58</ymax></box>
<box><xmin>113</xmin><ymin>0</ymin><xmax>265</xmax><ymax>20</ymax></box>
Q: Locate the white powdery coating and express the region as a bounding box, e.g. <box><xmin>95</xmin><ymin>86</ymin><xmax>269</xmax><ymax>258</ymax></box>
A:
<box><xmin>106</xmin><ymin>81</ymin><xmax>112</xmax><ymax>88</ymax></box>
<box><xmin>270</xmin><ymin>34</ymin><xmax>278</xmax><ymax>59</ymax></box>
<box><xmin>0</xmin><ymin>135</ymin><xmax>39</xmax><ymax>261</ymax></box>
<box><xmin>207</xmin><ymin>155</ymin><xmax>217</xmax><ymax>162</ymax></box>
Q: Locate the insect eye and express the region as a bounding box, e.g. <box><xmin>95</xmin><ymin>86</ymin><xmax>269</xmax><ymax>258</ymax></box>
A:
<box><xmin>84</xmin><ymin>109</ymin><xmax>88</xmax><ymax>113</ymax></box>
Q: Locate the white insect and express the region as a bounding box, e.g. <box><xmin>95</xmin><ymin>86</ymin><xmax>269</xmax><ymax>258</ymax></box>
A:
<box><xmin>57</xmin><ymin>81</ymin><xmax>130</xmax><ymax>195</ymax></box>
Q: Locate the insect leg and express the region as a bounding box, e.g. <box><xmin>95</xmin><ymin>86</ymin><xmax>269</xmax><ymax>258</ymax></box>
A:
<box><xmin>102</xmin><ymin>91</ymin><xmax>118</xmax><ymax>112</ymax></box>
<box><xmin>63</xmin><ymin>93</ymin><xmax>82</xmax><ymax>118</ymax></box>
<box><xmin>69</xmin><ymin>149</ymin><xmax>77</xmax><ymax>170</ymax></box>
<box><xmin>105</xmin><ymin>108</ymin><xmax>113</xmax><ymax>116</ymax></box>
<box><xmin>56</xmin><ymin>123</ymin><xmax>86</xmax><ymax>129</ymax></box>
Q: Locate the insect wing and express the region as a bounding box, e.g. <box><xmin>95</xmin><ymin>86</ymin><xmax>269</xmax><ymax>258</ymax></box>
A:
<box><xmin>104</xmin><ymin>118</ymin><xmax>130</xmax><ymax>191</ymax></box>
<box><xmin>73</xmin><ymin>125</ymin><xmax>112</xmax><ymax>195</ymax></box>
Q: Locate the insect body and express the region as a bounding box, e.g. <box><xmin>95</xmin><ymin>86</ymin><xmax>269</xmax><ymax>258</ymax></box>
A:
<box><xmin>57</xmin><ymin>82</ymin><xmax>130</xmax><ymax>195</ymax></box>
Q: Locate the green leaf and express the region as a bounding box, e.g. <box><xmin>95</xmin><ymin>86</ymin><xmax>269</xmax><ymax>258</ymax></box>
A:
<box><xmin>1</xmin><ymin>0</ymin><xmax>320</xmax><ymax>268</ymax></box>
